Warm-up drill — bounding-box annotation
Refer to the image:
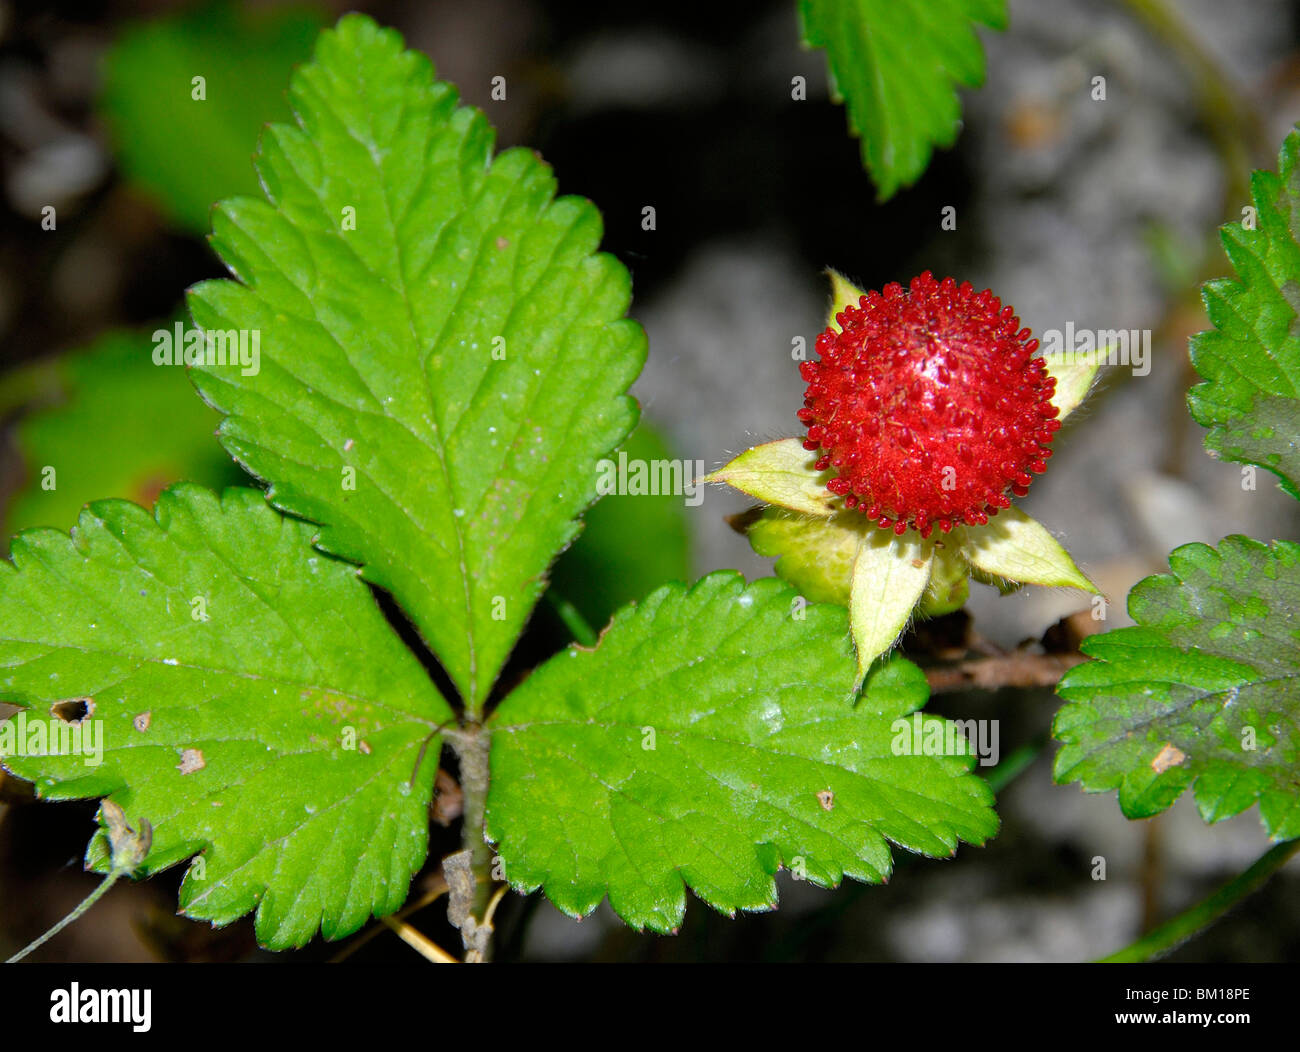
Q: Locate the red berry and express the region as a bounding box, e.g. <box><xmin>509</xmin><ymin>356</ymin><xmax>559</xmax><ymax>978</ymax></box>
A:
<box><xmin>798</xmin><ymin>272</ymin><xmax>1060</xmax><ymax>539</ymax></box>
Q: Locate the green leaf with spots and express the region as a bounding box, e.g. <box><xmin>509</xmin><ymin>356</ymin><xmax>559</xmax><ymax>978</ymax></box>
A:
<box><xmin>4</xmin><ymin>329</ymin><xmax>244</xmax><ymax>539</ymax></box>
<box><xmin>103</xmin><ymin>3</ymin><xmax>323</xmax><ymax>234</ymax></box>
<box><xmin>798</xmin><ymin>0</ymin><xmax>1007</xmax><ymax>200</ymax></box>
<box><xmin>1189</xmin><ymin>126</ymin><xmax>1300</xmax><ymax>499</ymax></box>
<box><xmin>0</xmin><ymin>485</ymin><xmax>452</xmax><ymax>948</ymax></box>
<box><xmin>1054</xmin><ymin>536</ymin><xmax>1300</xmax><ymax>840</ymax></box>
<box><xmin>186</xmin><ymin>15</ymin><xmax>645</xmax><ymax>712</ymax></box>
<box><xmin>486</xmin><ymin>573</ymin><xmax>997</xmax><ymax>932</ymax></box>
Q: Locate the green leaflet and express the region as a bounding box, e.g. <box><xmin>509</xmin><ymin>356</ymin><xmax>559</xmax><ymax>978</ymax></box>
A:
<box><xmin>102</xmin><ymin>3</ymin><xmax>323</xmax><ymax>233</ymax></box>
<box><xmin>186</xmin><ymin>14</ymin><xmax>645</xmax><ymax>710</ymax></box>
<box><xmin>0</xmin><ymin>486</ymin><xmax>452</xmax><ymax>947</ymax></box>
<box><xmin>4</xmin><ymin>329</ymin><xmax>244</xmax><ymax>539</ymax></box>
<box><xmin>703</xmin><ymin>438</ymin><xmax>841</xmax><ymax>517</ymax></box>
<box><xmin>798</xmin><ymin>0</ymin><xmax>1007</xmax><ymax>199</ymax></box>
<box><xmin>1042</xmin><ymin>352</ymin><xmax>1103</xmax><ymax>420</ymax></box>
<box><xmin>960</xmin><ymin>506</ymin><xmax>1096</xmax><ymax>592</ymax></box>
<box><xmin>1189</xmin><ymin>125</ymin><xmax>1300</xmax><ymax>499</ymax></box>
<box><xmin>848</xmin><ymin>530</ymin><xmax>933</xmax><ymax>687</ymax></box>
<box><xmin>486</xmin><ymin>573</ymin><xmax>997</xmax><ymax>933</ymax></box>
<box><xmin>1055</xmin><ymin>536</ymin><xmax>1300</xmax><ymax>840</ymax></box>
<box><xmin>747</xmin><ymin>505</ymin><xmax>866</xmax><ymax>605</ymax></box>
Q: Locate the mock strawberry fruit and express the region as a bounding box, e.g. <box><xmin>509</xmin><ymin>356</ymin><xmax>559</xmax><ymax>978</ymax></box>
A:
<box><xmin>798</xmin><ymin>271</ymin><xmax>1060</xmax><ymax>538</ymax></box>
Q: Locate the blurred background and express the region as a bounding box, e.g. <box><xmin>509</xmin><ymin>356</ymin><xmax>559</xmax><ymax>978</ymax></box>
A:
<box><xmin>1</xmin><ymin>0</ymin><xmax>1298</xmax><ymax>962</ymax></box>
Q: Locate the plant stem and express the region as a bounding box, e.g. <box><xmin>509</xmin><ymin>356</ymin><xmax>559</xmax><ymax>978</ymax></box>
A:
<box><xmin>545</xmin><ymin>590</ymin><xmax>598</xmax><ymax>648</ymax></box>
<box><xmin>381</xmin><ymin>915</ymin><xmax>458</xmax><ymax>963</ymax></box>
<box><xmin>1099</xmin><ymin>838</ymin><xmax>1300</xmax><ymax>962</ymax></box>
<box><xmin>925</xmin><ymin>651</ymin><xmax>1085</xmax><ymax>694</ymax></box>
<box><xmin>7</xmin><ymin>871</ymin><xmax>121</xmax><ymax>963</ymax></box>
<box><xmin>446</xmin><ymin>723</ymin><xmax>494</xmax><ymax>959</ymax></box>
<box><xmin>0</xmin><ymin>356</ymin><xmax>68</xmax><ymax>420</ymax></box>
<box><xmin>1117</xmin><ymin>0</ymin><xmax>1269</xmax><ymax>203</ymax></box>
<box><xmin>1108</xmin><ymin>0</ymin><xmax>1272</xmax><ymax>480</ymax></box>
<box><xmin>982</xmin><ymin>737</ymin><xmax>1045</xmax><ymax>797</ymax></box>
<box><xmin>329</xmin><ymin>876</ymin><xmax>449</xmax><ymax>963</ymax></box>
<box><xmin>1138</xmin><ymin>816</ymin><xmax>1165</xmax><ymax>934</ymax></box>
<box><xmin>454</xmin><ymin>727</ymin><xmax>492</xmax><ymax>903</ymax></box>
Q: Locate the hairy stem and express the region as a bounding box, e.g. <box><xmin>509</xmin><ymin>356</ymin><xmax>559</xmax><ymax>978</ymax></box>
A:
<box><xmin>1100</xmin><ymin>838</ymin><xmax>1300</xmax><ymax>962</ymax></box>
<box><xmin>446</xmin><ymin>722</ymin><xmax>494</xmax><ymax>960</ymax></box>
<box><xmin>7</xmin><ymin>871</ymin><xmax>121</xmax><ymax>963</ymax></box>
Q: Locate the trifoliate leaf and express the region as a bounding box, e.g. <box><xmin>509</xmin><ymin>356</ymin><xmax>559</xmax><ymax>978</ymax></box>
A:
<box><xmin>4</xmin><ymin>329</ymin><xmax>244</xmax><ymax>539</ymax></box>
<box><xmin>186</xmin><ymin>15</ymin><xmax>645</xmax><ymax>710</ymax></box>
<box><xmin>1054</xmin><ymin>536</ymin><xmax>1300</xmax><ymax>840</ymax></box>
<box><xmin>0</xmin><ymin>485</ymin><xmax>453</xmax><ymax>947</ymax></box>
<box><xmin>960</xmin><ymin>507</ymin><xmax>1097</xmax><ymax>592</ymax></box>
<box><xmin>798</xmin><ymin>0</ymin><xmax>1007</xmax><ymax>199</ymax></box>
<box><xmin>486</xmin><ymin>573</ymin><xmax>996</xmax><ymax>932</ymax></box>
<box><xmin>102</xmin><ymin>3</ymin><xmax>323</xmax><ymax>233</ymax></box>
<box><xmin>706</xmin><ymin>439</ymin><xmax>839</xmax><ymax>517</ymax></box>
<box><xmin>850</xmin><ymin>530</ymin><xmax>933</xmax><ymax>684</ymax></box>
<box><xmin>1188</xmin><ymin>126</ymin><xmax>1300</xmax><ymax>499</ymax></box>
